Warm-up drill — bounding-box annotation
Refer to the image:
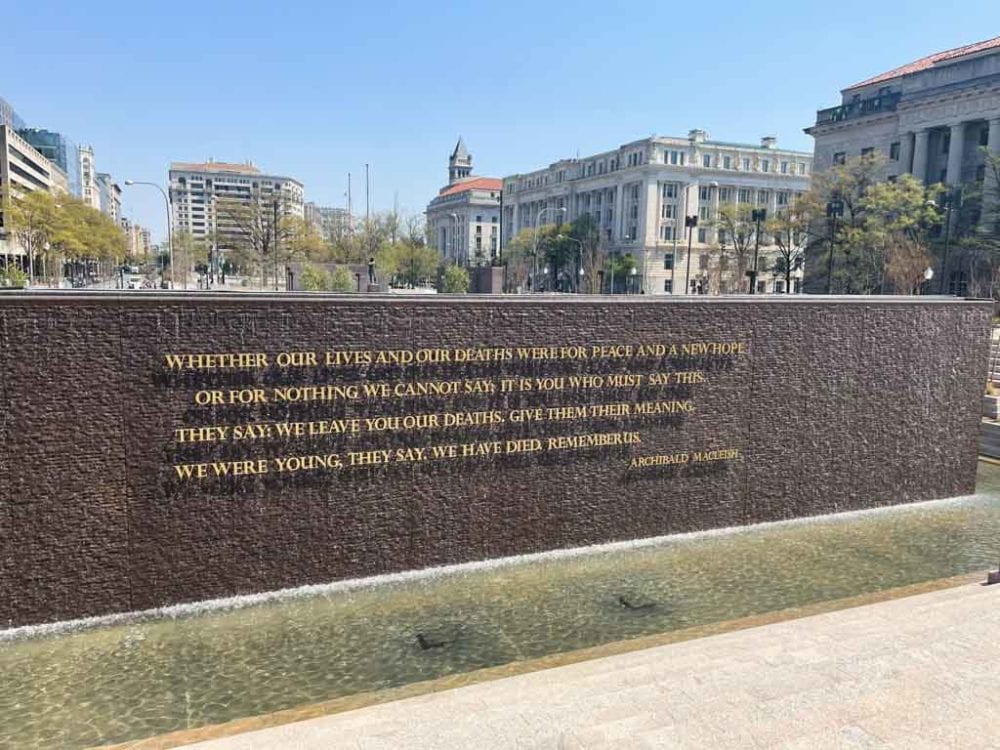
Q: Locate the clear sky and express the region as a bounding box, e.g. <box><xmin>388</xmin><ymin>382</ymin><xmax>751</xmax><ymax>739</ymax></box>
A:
<box><xmin>5</xmin><ymin>0</ymin><xmax>1000</xmax><ymax>243</ymax></box>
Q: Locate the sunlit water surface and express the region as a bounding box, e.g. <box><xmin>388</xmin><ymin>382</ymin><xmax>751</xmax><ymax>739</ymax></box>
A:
<box><xmin>3</xmin><ymin>465</ymin><xmax>1000</xmax><ymax>749</ymax></box>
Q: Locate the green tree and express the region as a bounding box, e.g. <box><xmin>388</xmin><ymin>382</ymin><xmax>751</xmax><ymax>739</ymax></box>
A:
<box><xmin>802</xmin><ymin>154</ymin><xmax>943</xmax><ymax>294</ymax></box>
<box><xmin>441</xmin><ymin>264</ymin><xmax>470</xmax><ymax>293</ymax></box>
<box><xmin>5</xmin><ymin>190</ymin><xmax>58</xmax><ymax>283</ymax></box>
<box><xmin>713</xmin><ymin>202</ymin><xmax>758</xmax><ymax>293</ymax></box>
<box><xmin>300</xmin><ymin>264</ymin><xmax>332</xmax><ymax>291</ymax></box>
<box><xmin>330</xmin><ymin>265</ymin><xmax>355</xmax><ymax>292</ymax></box>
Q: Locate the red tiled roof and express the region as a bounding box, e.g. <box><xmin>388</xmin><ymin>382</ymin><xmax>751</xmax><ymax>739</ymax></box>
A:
<box><xmin>438</xmin><ymin>177</ymin><xmax>502</xmax><ymax>197</ymax></box>
<box><xmin>847</xmin><ymin>36</ymin><xmax>1000</xmax><ymax>91</ymax></box>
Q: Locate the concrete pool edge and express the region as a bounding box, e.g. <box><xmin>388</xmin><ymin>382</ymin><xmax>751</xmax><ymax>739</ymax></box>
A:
<box><xmin>93</xmin><ymin>570</ymin><xmax>987</xmax><ymax>750</ymax></box>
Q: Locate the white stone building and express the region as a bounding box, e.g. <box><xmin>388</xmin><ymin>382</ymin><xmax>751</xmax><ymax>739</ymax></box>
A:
<box><xmin>426</xmin><ymin>139</ymin><xmax>502</xmax><ymax>266</ymax></box>
<box><xmin>168</xmin><ymin>160</ymin><xmax>304</xmax><ymax>249</ymax></box>
<box><xmin>304</xmin><ymin>201</ymin><xmax>352</xmax><ymax>241</ymax></box>
<box><xmin>78</xmin><ymin>145</ymin><xmax>100</xmax><ymax>210</ymax></box>
<box><xmin>805</xmin><ymin>36</ymin><xmax>1000</xmax><ymax>292</ymax></box>
<box><xmin>501</xmin><ymin>131</ymin><xmax>811</xmax><ymax>294</ymax></box>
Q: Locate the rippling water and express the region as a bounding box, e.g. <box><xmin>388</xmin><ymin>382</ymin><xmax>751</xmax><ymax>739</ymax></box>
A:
<box><xmin>3</xmin><ymin>464</ymin><xmax>1000</xmax><ymax>749</ymax></box>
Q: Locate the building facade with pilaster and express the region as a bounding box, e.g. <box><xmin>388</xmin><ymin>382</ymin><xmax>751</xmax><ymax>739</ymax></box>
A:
<box><xmin>805</xmin><ymin>36</ymin><xmax>1000</xmax><ymax>290</ymax></box>
<box><xmin>501</xmin><ymin>132</ymin><xmax>811</xmax><ymax>294</ymax></box>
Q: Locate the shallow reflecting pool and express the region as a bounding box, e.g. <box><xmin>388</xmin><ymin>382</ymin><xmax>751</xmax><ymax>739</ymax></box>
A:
<box><xmin>4</xmin><ymin>464</ymin><xmax>1000</xmax><ymax>749</ymax></box>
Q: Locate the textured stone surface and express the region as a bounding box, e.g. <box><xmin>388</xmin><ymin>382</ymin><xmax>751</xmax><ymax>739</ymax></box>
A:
<box><xmin>0</xmin><ymin>293</ymin><xmax>991</xmax><ymax>627</ymax></box>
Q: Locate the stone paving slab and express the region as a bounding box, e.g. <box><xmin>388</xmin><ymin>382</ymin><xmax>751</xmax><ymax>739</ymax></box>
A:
<box><xmin>184</xmin><ymin>582</ymin><xmax>1000</xmax><ymax>749</ymax></box>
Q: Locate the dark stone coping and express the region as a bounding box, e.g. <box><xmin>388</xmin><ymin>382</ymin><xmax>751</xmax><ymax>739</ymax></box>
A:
<box><xmin>0</xmin><ymin>291</ymin><xmax>992</xmax><ymax>308</ymax></box>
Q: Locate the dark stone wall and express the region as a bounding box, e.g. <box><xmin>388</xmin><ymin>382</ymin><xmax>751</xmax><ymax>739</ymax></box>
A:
<box><xmin>0</xmin><ymin>293</ymin><xmax>990</xmax><ymax>628</ymax></box>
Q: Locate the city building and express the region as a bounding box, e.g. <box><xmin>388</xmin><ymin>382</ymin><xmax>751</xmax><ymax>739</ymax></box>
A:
<box><xmin>0</xmin><ymin>125</ymin><xmax>68</xmax><ymax>258</ymax></box>
<box><xmin>78</xmin><ymin>145</ymin><xmax>100</xmax><ymax>209</ymax></box>
<box><xmin>19</xmin><ymin>129</ymin><xmax>80</xmax><ymax>197</ymax></box>
<box><xmin>120</xmin><ymin>217</ymin><xmax>152</xmax><ymax>258</ymax></box>
<box><xmin>96</xmin><ymin>172</ymin><xmax>121</xmax><ymax>222</ymax></box>
<box><xmin>304</xmin><ymin>201</ymin><xmax>351</xmax><ymax>242</ymax></box>
<box><xmin>0</xmin><ymin>97</ymin><xmax>25</xmax><ymax>130</ymax></box>
<box><xmin>426</xmin><ymin>138</ymin><xmax>502</xmax><ymax>265</ymax></box>
<box><xmin>805</xmin><ymin>35</ymin><xmax>1000</xmax><ymax>292</ymax></box>
<box><xmin>168</xmin><ymin>160</ymin><xmax>305</xmax><ymax>250</ymax></box>
<box><xmin>502</xmin><ymin>131</ymin><xmax>812</xmax><ymax>294</ymax></box>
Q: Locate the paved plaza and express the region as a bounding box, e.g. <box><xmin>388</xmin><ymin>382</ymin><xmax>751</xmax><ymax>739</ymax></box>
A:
<box><xmin>180</xmin><ymin>579</ymin><xmax>1000</xmax><ymax>749</ymax></box>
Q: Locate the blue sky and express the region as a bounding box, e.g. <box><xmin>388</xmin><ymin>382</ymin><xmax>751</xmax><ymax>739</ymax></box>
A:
<box><xmin>5</xmin><ymin>0</ymin><xmax>1000</xmax><ymax>243</ymax></box>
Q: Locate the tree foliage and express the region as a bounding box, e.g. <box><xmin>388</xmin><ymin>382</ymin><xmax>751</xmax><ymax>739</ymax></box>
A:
<box><xmin>801</xmin><ymin>154</ymin><xmax>945</xmax><ymax>294</ymax></box>
<box><xmin>441</xmin><ymin>264</ymin><xmax>470</xmax><ymax>293</ymax></box>
<box><xmin>3</xmin><ymin>190</ymin><xmax>126</xmax><ymax>284</ymax></box>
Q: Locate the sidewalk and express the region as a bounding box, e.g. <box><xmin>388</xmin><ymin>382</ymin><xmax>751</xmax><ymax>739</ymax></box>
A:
<box><xmin>178</xmin><ymin>580</ymin><xmax>1000</xmax><ymax>749</ymax></box>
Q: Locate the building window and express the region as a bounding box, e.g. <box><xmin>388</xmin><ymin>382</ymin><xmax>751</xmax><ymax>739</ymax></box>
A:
<box><xmin>758</xmin><ymin>190</ymin><xmax>770</xmax><ymax>205</ymax></box>
<box><xmin>738</xmin><ymin>188</ymin><xmax>752</xmax><ymax>203</ymax></box>
<box><xmin>761</xmin><ymin>159</ymin><xmax>770</xmax><ymax>173</ymax></box>
<box><xmin>664</xmin><ymin>254</ymin><xmax>674</xmax><ymax>270</ymax></box>
<box><xmin>889</xmin><ymin>142</ymin><xmax>900</xmax><ymax>161</ymax></box>
<box><xmin>661</xmin><ymin>204</ymin><xmax>676</xmax><ymax>219</ymax></box>
<box><xmin>662</xmin><ymin>182</ymin><xmax>678</xmax><ymax>199</ymax></box>
<box><xmin>774</xmin><ymin>279</ymin><xmax>785</xmax><ymax>293</ymax></box>
<box><xmin>699</xmin><ymin>186</ymin><xmax>711</xmax><ymax>201</ymax></box>
<box><xmin>757</xmin><ymin>281</ymin><xmax>766</xmax><ymax>293</ymax></box>
<box><xmin>699</xmin><ymin>253</ymin><xmax>709</xmax><ymax>270</ymax></box>
<box><xmin>718</xmin><ymin>187</ymin><xmax>732</xmax><ymax>202</ymax></box>
<box><xmin>799</xmin><ymin>163</ymin><xmax>807</xmax><ymax>175</ymax></box>
<box><xmin>664</xmin><ymin>279</ymin><xmax>673</xmax><ymax>293</ymax></box>
<box><xmin>723</xmin><ymin>155</ymin><xmax>732</xmax><ymax>169</ymax></box>
<box><xmin>780</xmin><ymin>161</ymin><xmax>789</xmax><ymax>174</ymax></box>
<box><xmin>660</xmin><ymin>225</ymin><xmax>675</xmax><ymax>241</ymax></box>
<box><xmin>743</xmin><ymin>158</ymin><xmax>751</xmax><ymax>171</ymax></box>
<box><xmin>702</xmin><ymin>154</ymin><xmax>711</xmax><ymax>168</ymax></box>
<box><xmin>697</xmin><ymin>227</ymin><xmax>707</xmax><ymax>243</ymax></box>
<box><xmin>861</xmin><ymin>147</ymin><xmax>874</xmax><ymax>159</ymax></box>
<box><xmin>699</xmin><ymin>206</ymin><xmax>711</xmax><ymax>221</ymax></box>
<box><xmin>833</xmin><ymin>152</ymin><xmax>846</xmax><ymax>165</ymax></box>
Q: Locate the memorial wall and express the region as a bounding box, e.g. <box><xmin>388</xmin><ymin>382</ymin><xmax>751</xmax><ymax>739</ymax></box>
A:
<box><xmin>0</xmin><ymin>293</ymin><xmax>991</xmax><ymax>628</ymax></box>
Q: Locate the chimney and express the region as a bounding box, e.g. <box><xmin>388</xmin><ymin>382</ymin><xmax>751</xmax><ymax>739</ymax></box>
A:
<box><xmin>761</xmin><ymin>136</ymin><xmax>777</xmax><ymax>149</ymax></box>
<box><xmin>688</xmin><ymin>129</ymin><xmax>708</xmax><ymax>143</ymax></box>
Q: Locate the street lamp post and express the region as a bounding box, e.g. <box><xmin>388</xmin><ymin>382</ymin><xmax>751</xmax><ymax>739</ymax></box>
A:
<box><xmin>928</xmin><ymin>189</ymin><xmax>958</xmax><ymax>295</ymax></box>
<box><xmin>683</xmin><ymin>216</ymin><xmax>698</xmax><ymax>295</ymax></box>
<box><xmin>825</xmin><ymin>199</ymin><xmax>844</xmax><ymax>294</ymax></box>
<box><xmin>533</xmin><ymin>207</ymin><xmax>566</xmax><ymax>292</ymax></box>
<box><xmin>749</xmin><ymin>208</ymin><xmax>767</xmax><ymax>295</ymax></box>
<box><xmin>922</xmin><ymin>266</ymin><xmax>934</xmax><ymax>294</ymax></box>
<box><xmin>125</xmin><ymin>180</ymin><xmax>173</xmax><ymax>288</ymax></box>
<box><xmin>557</xmin><ymin>234</ymin><xmax>585</xmax><ymax>293</ymax></box>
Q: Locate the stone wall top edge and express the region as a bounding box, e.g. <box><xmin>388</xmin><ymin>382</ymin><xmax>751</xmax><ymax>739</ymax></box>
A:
<box><xmin>0</xmin><ymin>291</ymin><xmax>992</xmax><ymax>309</ymax></box>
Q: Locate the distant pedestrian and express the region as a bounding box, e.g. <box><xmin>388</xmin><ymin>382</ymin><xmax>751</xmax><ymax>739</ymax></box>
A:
<box><xmin>368</xmin><ymin>257</ymin><xmax>376</xmax><ymax>284</ymax></box>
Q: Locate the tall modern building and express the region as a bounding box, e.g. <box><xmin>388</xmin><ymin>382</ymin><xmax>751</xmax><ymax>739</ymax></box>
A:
<box><xmin>168</xmin><ymin>160</ymin><xmax>305</xmax><ymax>249</ymax></box>
<box><xmin>78</xmin><ymin>145</ymin><xmax>100</xmax><ymax>209</ymax></box>
<box><xmin>426</xmin><ymin>138</ymin><xmax>502</xmax><ymax>265</ymax></box>
<box><xmin>18</xmin><ymin>129</ymin><xmax>80</xmax><ymax>197</ymax></box>
<box><xmin>502</xmin><ymin>131</ymin><xmax>812</xmax><ymax>294</ymax></box>
<box><xmin>805</xmin><ymin>35</ymin><xmax>1000</xmax><ymax>291</ymax></box>
<box><xmin>0</xmin><ymin>97</ymin><xmax>25</xmax><ymax>131</ymax></box>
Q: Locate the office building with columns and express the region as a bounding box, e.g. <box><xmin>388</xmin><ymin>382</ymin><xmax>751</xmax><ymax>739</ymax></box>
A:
<box><xmin>426</xmin><ymin>138</ymin><xmax>502</xmax><ymax>266</ymax></box>
<box><xmin>806</xmin><ymin>37</ymin><xmax>1000</xmax><ymax>289</ymax></box>
<box><xmin>501</xmin><ymin>132</ymin><xmax>811</xmax><ymax>294</ymax></box>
